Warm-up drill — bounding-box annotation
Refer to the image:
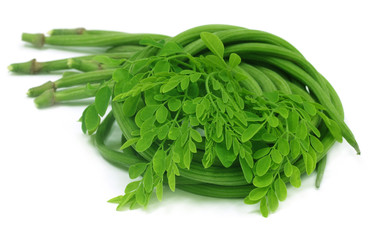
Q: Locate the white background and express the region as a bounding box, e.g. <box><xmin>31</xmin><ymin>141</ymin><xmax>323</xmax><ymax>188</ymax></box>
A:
<box><xmin>1</xmin><ymin>0</ymin><xmax>378</xmax><ymax>239</ymax></box>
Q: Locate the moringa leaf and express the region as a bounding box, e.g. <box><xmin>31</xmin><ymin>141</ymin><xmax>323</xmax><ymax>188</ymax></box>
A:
<box><xmin>135</xmin><ymin>184</ymin><xmax>146</xmax><ymax>206</ymax></box>
<box><xmin>215</xmin><ymin>140</ymin><xmax>237</xmax><ymax>168</ymax></box>
<box><xmin>278</xmin><ymin>137</ymin><xmax>290</xmax><ymax>156</ymax></box>
<box><xmin>95</xmin><ymin>86</ymin><xmax>111</xmax><ymax>117</ymax></box>
<box><xmin>296</xmin><ymin>120</ymin><xmax>308</xmax><ymax>140</ymax></box>
<box><xmin>248</xmin><ymin>187</ymin><xmax>269</xmax><ymax>201</ymax></box>
<box><xmin>241</xmin><ymin>124</ymin><xmax>262</xmax><ymax>142</ymax></box>
<box><xmin>253</xmin><ymin>173</ymin><xmax>274</xmax><ymax>188</ymax></box>
<box><xmin>200</xmin><ymin>32</ymin><xmax>224</xmax><ymax>59</ymax></box>
<box><xmin>153</xmin><ymin>150</ymin><xmax>166</xmax><ymax>176</ymax></box>
<box><xmin>288</xmin><ymin>110</ymin><xmax>300</xmax><ymax>133</ymax></box>
<box><xmin>205</xmin><ymin>55</ymin><xmax>226</xmax><ymax>69</ymax></box>
<box><xmin>260</xmin><ymin>197</ymin><xmax>269</xmax><ymax>218</ymax></box>
<box><xmin>256</xmin><ymin>155</ymin><xmax>271</xmax><ymax>176</ymax></box>
<box><xmin>326</xmin><ymin>119</ymin><xmax>343</xmax><ymax>143</ymax></box>
<box><xmin>190</xmin><ymin>129</ymin><xmax>202</xmax><ymax>143</ymax></box>
<box><xmin>143</xmin><ymin>165</ymin><xmax>154</xmax><ymax>192</ymax></box>
<box><xmin>290</xmin><ymin>166</ymin><xmax>301</xmax><ymax>188</ymax></box>
<box><xmin>268</xmin><ymin>115</ymin><xmax>279</xmax><ymax>128</ymax></box>
<box><xmin>274</xmin><ymin>106</ymin><xmax>289</xmax><ymax>118</ymax></box>
<box><xmin>135</xmin><ymin>133</ymin><xmax>156</xmax><ymax>152</ymax></box>
<box><xmin>284</xmin><ymin>161</ymin><xmax>293</xmax><ymax>177</ymax></box>
<box><xmin>156</xmin><ymin>180</ymin><xmax>163</xmax><ymax>201</ymax></box>
<box><xmin>159</xmin><ymin>42</ymin><xmax>183</xmax><ymax>56</ymax></box>
<box><xmin>253</xmin><ymin>147</ymin><xmax>271</xmax><ymax>159</ymax></box>
<box><xmin>304</xmin><ymin>153</ymin><xmax>315</xmax><ymax>175</ymax></box>
<box><xmin>124</xmin><ymin>181</ymin><xmax>140</xmax><ymax>193</ymax></box>
<box><xmin>120</xmin><ymin>137</ymin><xmax>139</xmax><ymax>150</ymax></box>
<box><xmin>129</xmin><ymin>163</ymin><xmax>148</xmax><ymax>179</ymax></box>
<box><xmin>270</xmin><ymin>149</ymin><xmax>283</xmax><ymax>164</ymax></box>
<box><xmin>290</xmin><ymin>138</ymin><xmax>301</xmax><ymax>159</ymax></box>
<box><xmin>262</xmin><ymin>132</ymin><xmax>277</xmax><ymax>142</ymax></box>
<box><xmin>274</xmin><ymin>178</ymin><xmax>287</xmax><ymax>201</ymax></box>
<box><xmin>153</xmin><ymin>60</ymin><xmax>170</xmax><ymax>74</ymax></box>
<box><xmin>267</xmin><ymin>189</ymin><xmax>279</xmax><ymax>212</ymax></box>
<box><xmin>85</xmin><ymin>105</ymin><xmax>100</xmax><ymax>134</ymax></box>
<box><xmin>156</xmin><ymin>105</ymin><xmax>169</xmax><ymax>124</ymax></box>
<box><xmin>239</xmin><ymin>157</ymin><xmax>253</xmax><ymax>183</ymax></box>
<box><xmin>310</xmin><ymin>135</ymin><xmax>324</xmax><ymax>153</ymax></box>
<box><xmin>303</xmin><ymin>102</ymin><xmax>317</xmax><ymax>116</ymax></box>
<box><xmin>123</xmin><ymin>94</ymin><xmax>140</xmax><ymax>117</ymax></box>
<box><xmin>229</xmin><ymin>53</ymin><xmax>241</xmax><ymax>68</ymax></box>
<box><xmin>263</xmin><ymin>91</ymin><xmax>279</xmax><ymax>103</ymax></box>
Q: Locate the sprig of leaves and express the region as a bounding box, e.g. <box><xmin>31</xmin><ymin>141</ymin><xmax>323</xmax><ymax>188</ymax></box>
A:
<box><xmin>82</xmin><ymin>33</ymin><xmax>342</xmax><ymax>215</ymax></box>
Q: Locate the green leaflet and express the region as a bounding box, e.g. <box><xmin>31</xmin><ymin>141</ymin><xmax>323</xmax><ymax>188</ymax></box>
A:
<box><xmin>310</xmin><ymin>135</ymin><xmax>324</xmax><ymax>153</ymax></box>
<box><xmin>304</xmin><ymin>152</ymin><xmax>315</xmax><ymax>175</ymax></box>
<box><xmin>168</xmin><ymin>98</ymin><xmax>181</xmax><ymax>112</ymax></box>
<box><xmin>200</xmin><ymin>32</ymin><xmax>225</xmax><ymax>59</ymax></box>
<box><xmin>287</xmin><ymin>94</ymin><xmax>303</xmax><ymax>104</ymax></box>
<box><xmin>120</xmin><ymin>137</ymin><xmax>139</xmax><ymax>150</ymax></box>
<box><xmin>153</xmin><ymin>60</ymin><xmax>170</xmax><ymax>74</ymax></box>
<box><xmin>263</xmin><ymin>91</ymin><xmax>279</xmax><ymax>103</ymax></box>
<box><xmin>274</xmin><ymin>106</ymin><xmax>289</xmax><ymax>118</ymax></box>
<box><xmin>253</xmin><ymin>173</ymin><xmax>273</xmax><ymax>188</ymax></box>
<box><xmin>158</xmin><ymin>124</ymin><xmax>170</xmax><ymax>140</ymax></box>
<box><xmin>159</xmin><ymin>42</ymin><xmax>183</xmax><ymax>56</ymax></box>
<box><xmin>277</xmin><ymin>137</ymin><xmax>290</xmax><ymax>156</ymax></box>
<box><xmin>290</xmin><ymin>139</ymin><xmax>301</xmax><ymax>159</ymax></box>
<box><xmin>206</xmin><ymin>55</ymin><xmax>226</xmax><ymax>69</ymax></box>
<box><xmin>288</xmin><ymin>110</ymin><xmax>300</xmax><ymax>133</ymax></box>
<box><xmin>129</xmin><ymin>163</ymin><xmax>148</xmax><ymax>179</ymax></box>
<box><xmin>229</xmin><ymin>53</ymin><xmax>241</xmax><ymax>68</ymax></box>
<box><xmin>268</xmin><ymin>115</ymin><xmax>279</xmax><ymax>128</ymax></box>
<box><xmin>290</xmin><ymin>166</ymin><xmax>301</xmax><ymax>188</ymax></box>
<box><xmin>256</xmin><ymin>155</ymin><xmax>271</xmax><ymax>176</ymax></box>
<box><xmin>156</xmin><ymin>180</ymin><xmax>163</xmax><ymax>201</ymax></box>
<box><xmin>274</xmin><ymin>178</ymin><xmax>287</xmax><ymax>201</ymax></box>
<box><xmin>135</xmin><ymin>184</ymin><xmax>146</xmax><ymax>206</ymax></box>
<box><xmin>84</xmin><ymin>105</ymin><xmax>100</xmax><ymax>134</ymax></box>
<box><xmin>270</xmin><ymin>149</ymin><xmax>283</xmax><ymax>164</ymax></box>
<box><xmin>95</xmin><ymin>86</ymin><xmax>111</xmax><ymax>117</ymax></box>
<box><xmin>153</xmin><ymin>150</ymin><xmax>166</xmax><ymax>176</ymax></box>
<box><xmin>326</xmin><ymin>119</ymin><xmax>343</xmax><ymax>142</ymax></box>
<box><xmin>215</xmin><ymin>140</ymin><xmax>237</xmax><ymax>168</ymax></box>
<box><xmin>241</xmin><ymin>124</ymin><xmax>262</xmax><ymax>142</ymax></box>
<box><xmin>253</xmin><ymin>147</ymin><xmax>271</xmax><ymax>159</ymax></box>
<box><xmin>303</xmin><ymin>102</ymin><xmax>317</xmax><ymax>116</ymax></box>
<box><xmin>135</xmin><ymin>133</ymin><xmax>156</xmax><ymax>152</ymax></box>
<box><xmin>168</xmin><ymin>171</ymin><xmax>176</xmax><ymax>192</ymax></box>
<box><xmin>260</xmin><ymin>197</ymin><xmax>269</xmax><ymax>218</ymax></box>
<box><xmin>249</xmin><ymin>187</ymin><xmax>268</xmax><ymax>201</ymax></box>
<box><xmin>296</xmin><ymin>120</ymin><xmax>308</xmax><ymax>140</ymax></box>
<box><xmin>143</xmin><ymin>165</ymin><xmax>154</xmax><ymax>192</ymax></box>
<box><xmin>156</xmin><ymin>105</ymin><xmax>169</xmax><ymax>123</ymax></box>
<box><xmin>190</xmin><ymin>129</ymin><xmax>202</xmax><ymax>143</ymax></box>
<box><xmin>262</xmin><ymin>132</ymin><xmax>277</xmax><ymax>142</ymax></box>
<box><xmin>124</xmin><ymin>181</ymin><xmax>140</xmax><ymax>194</ymax></box>
<box><xmin>161</xmin><ymin>76</ymin><xmax>182</xmax><ymax>93</ymax></box>
<box><xmin>123</xmin><ymin>95</ymin><xmax>140</xmax><ymax>117</ymax></box>
<box><xmin>190</xmin><ymin>73</ymin><xmax>201</xmax><ymax>83</ymax></box>
<box><xmin>284</xmin><ymin>161</ymin><xmax>293</xmax><ymax>177</ymax></box>
<box><xmin>267</xmin><ymin>189</ymin><xmax>279</xmax><ymax>212</ymax></box>
<box><xmin>239</xmin><ymin>157</ymin><xmax>253</xmax><ymax>183</ymax></box>
<box><xmin>182</xmin><ymin>100</ymin><xmax>196</xmax><ymax>114</ymax></box>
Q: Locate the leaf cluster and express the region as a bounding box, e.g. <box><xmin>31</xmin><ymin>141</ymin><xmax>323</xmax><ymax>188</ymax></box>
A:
<box><xmin>83</xmin><ymin>33</ymin><xmax>343</xmax><ymax>215</ymax></box>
